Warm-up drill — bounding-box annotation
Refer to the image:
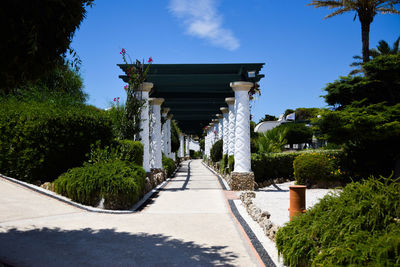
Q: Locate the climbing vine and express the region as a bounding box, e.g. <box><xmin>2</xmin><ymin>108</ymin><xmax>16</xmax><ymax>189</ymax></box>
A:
<box><xmin>120</xmin><ymin>48</ymin><xmax>153</xmax><ymax>140</ymax></box>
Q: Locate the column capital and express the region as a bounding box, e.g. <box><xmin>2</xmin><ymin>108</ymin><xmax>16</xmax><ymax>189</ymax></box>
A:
<box><xmin>162</xmin><ymin>107</ymin><xmax>170</xmax><ymax>114</ymax></box>
<box><xmin>230</xmin><ymin>81</ymin><xmax>253</xmax><ymax>92</ymax></box>
<box><xmin>209</xmin><ymin>122</ymin><xmax>214</xmax><ymax>126</ymax></box>
<box><xmin>216</xmin><ymin>114</ymin><xmax>223</xmax><ymax>119</ymax></box>
<box><xmin>137</xmin><ymin>82</ymin><xmax>154</xmax><ymax>92</ymax></box>
<box><xmin>225</xmin><ymin>97</ymin><xmax>235</xmax><ymax>105</ymax></box>
<box><xmin>212</xmin><ymin>119</ymin><xmax>219</xmax><ymax>123</ymax></box>
<box><xmin>220</xmin><ymin>107</ymin><xmax>229</xmax><ymax>113</ymax></box>
<box><xmin>167</xmin><ymin>114</ymin><xmax>173</xmax><ymax>120</ymax></box>
<box><xmin>149</xmin><ymin>98</ymin><xmax>165</xmax><ymax>105</ymax></box>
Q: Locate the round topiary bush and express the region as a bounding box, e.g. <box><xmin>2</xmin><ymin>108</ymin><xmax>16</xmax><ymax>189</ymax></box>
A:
<box><xmin>210</xmin><ymin>140</ymin><xmax>223</xmax><ymax>163</ymax></box>
<box><xmin>54</xmin><ymin>160</ymin><xmax>145</xmax><ymax>210</ymax></box>
<box><xmin>293</xmin><ymin>152</ymin><xmax>336</xmax><ymax>187</ymax></box>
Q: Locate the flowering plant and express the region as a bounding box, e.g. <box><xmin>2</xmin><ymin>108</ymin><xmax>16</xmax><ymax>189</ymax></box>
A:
<box><xmin>249</xmin><ymin>82</ymin><xmax>261</xmax><ymax>100</ymax></box>
<box><xmin>118</xmin><ymin>48</ymin><xmax>153</xmax><ymax>140</ymax></box>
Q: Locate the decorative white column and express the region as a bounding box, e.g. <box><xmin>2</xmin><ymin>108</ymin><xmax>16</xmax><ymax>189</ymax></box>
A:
<box><xmin>212</xmin><ymin>119</ymin><xmax>219</xmax><ymax>141</ymax></box>
<box><xmin>216</xmin><ymin>114</ymin><xmax>223</xmax><ymax>140</ymax></box>
<box><xmin>220</xmin><ymin>107</ymin><xmax>229</xmax><ymax>156</ymax></box>
<box><xmin>167</xmin><ymin>114</ymin><xmax>173</xmax><ymax>159</ymax></box>
<box><xmin>179</xmin><ymin>133</ymin><xmax>184</xmax><ymax>158</ymax></box>
<box><xmin>135</xmin><ymin>82</ymin><xmax>153</xmax><ymax>172</ymax></box>
<box><xmin>161</xmin><ymin>108</ymin><xmax>169</xmax><ymax>156</ymax></box>
<box><xmin>149</xmin><ymin>98</ymin><xmax>164</xmax><ymax>169</ymax></box>
<box><xmin>185</xmin><ymin>135</ymin><xmax>190</xmax><ymax>157</ymax></box>
<box><xmin>225</xmin><ymin>97</ymin><xmax>235</xmax><ymax>157</ymax></box>
<box><xmin>230</xmin><ymin>81</ymin><xmax>254</xmax><ymax>190</ymax></box>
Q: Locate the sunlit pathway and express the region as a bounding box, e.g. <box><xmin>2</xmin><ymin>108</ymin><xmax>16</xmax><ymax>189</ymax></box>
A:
<box><xmin>0</xmin><ymin>160</ymin><xmax>262</xmax><ymax>266</ymax></box>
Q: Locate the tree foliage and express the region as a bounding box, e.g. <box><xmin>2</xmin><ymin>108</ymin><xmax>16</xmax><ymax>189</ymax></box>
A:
<box><xmin>314</xmin><ymin>103</ymin><xmax>400</xmax><ymax>178</ymax></box>
<box><xmin>324</xmin><ymin>54</ymin><xmax>400</xmax><ymax>108</ymax></box>
<box><xmin>0</xmin><ymin>0</ymin><xmax>94</xmax><ymax>94</ymax></box>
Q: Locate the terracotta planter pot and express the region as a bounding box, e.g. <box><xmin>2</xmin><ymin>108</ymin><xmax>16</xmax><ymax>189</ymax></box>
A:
<box><xmin>289</xmin><ymin>185</ymin><xmax>306</xmax><ymax>220</ymax></box>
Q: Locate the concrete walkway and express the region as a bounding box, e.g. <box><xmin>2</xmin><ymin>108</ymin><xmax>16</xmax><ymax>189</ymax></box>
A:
<box><xmin>0</xmin><ymin>160</ymin><xmax>263</xmax><ymax>267</ymax></box>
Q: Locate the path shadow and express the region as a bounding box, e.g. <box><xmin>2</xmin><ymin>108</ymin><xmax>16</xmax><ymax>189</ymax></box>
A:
<box><xmin>0</xmin><ymin>227</ymin><xmax>238</xmax><ymax>267</ymax></box>
<box><xmin>258</xmin><ymin>183</ymin><xmax>289</xmax><ymax>192</ymax></box>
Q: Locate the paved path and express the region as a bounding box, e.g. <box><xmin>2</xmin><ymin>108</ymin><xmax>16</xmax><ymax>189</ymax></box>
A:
<box><xmin>0</xmin><ymin>160</ymin><xmax>262</xmax><ymax>266</ymax></box>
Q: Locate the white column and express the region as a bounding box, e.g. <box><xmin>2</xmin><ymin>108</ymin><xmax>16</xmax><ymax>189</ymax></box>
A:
<box><xmin>161</xmin><ymin>108</ymin><xmax>169</xmax><ymax>156</ymax></box>
<box><xmin>167</xmin><ymin>114</ymin><xmax>173</xmax><ymax>159</ymax></box>
<box><xmin>231</xmin><ymin>82</ymin><xmax>253</xmax><ymax>173</ymax></box>
<box><xmin>185</xmin><ymin>135</ymin><xmax>190</xmax><ymax>156</ymax></box>
<box><xmin>216</xmin><ymin>114</ymin><xmax>223</xmax><ymax>140</ymax></box>
<box><xmin>149</xmin><ymin>97</ymin><xmax>164</xmax><ymax>169</ymax></box>
<box><xmin>220</xmin><ymin>107</ymin><xmax>229</xmax><ymax>156</ymax></box>
<box><xmin>212</xmin><ymin>119</ymin><xmax>219</xmax><ymax>141</ymax></box>
<box><xmin>135</xmin><ymin>82</ymin><xmax>153</xmax><ymax>172</ymax></box>
<box><xmin>179</xmin><ymin>133</ymin><xmax>184</xmax><ymax>158</ymax></box>
<box><xmin>226</xmin><ymin>97</ymin><xmax>235</xmax><ymax>157</ymax></box>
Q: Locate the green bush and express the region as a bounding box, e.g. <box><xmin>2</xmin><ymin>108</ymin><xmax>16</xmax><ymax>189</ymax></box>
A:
<box><xmin>219</xmin><ymin>154</ymin><xmax>228</xmax><ymax>173</ymax></box>
<box><xmin>293</xmin><ymin>152</ymin><xmax>336</xmax><ymax>187</ymax></box>
<box><xmin>228</xmin><ymin>155</ymin><xmax>234</xmax><ymax>174</ymax></box>
<box><xmin>88</xmin><ymin>140</ymin><xmax>143</xmax><ymax>167</ymax></box>
<box><xmin>54</xmin><ymin>160</ymin><xmax>145</xmax><ymax>210</ymax></box>
<box><xmin>162</xmin><ymin>154</ymin><xmax>176</xmax><ymax>177</ymax></box>
<box><xmin>276</xmin><ymin>177</ymin><xmax>400</xmax><ymax>266</ymax></box>
<box><xmin>251</xmin><ymin>150</ymin><xmax>344</xmax><ymax>184</ymax></box>
<box><xmin>210</xmin><ymin>140</ymin><xmax>223</xmax><ymax>163</ymax></box>
<box><xmin>0</xmin><ymin>100</ymin><xmax>113</xmax><ymax>183</ymax></box>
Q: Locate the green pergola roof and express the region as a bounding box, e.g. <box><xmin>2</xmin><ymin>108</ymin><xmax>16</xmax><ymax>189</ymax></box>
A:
<box><xmin>118</xmin><ymin>63</ymin><xmax>265</xmax><ymax>135</ymax></box>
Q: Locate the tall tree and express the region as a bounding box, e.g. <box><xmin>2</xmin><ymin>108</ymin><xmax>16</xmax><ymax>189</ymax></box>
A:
<box><xmin>0</xmin><ymin>0</ymin><xmax>94</xmax><ymax>95</ymax></box>
<box><xmin>308</xmin><ymin>0</ymin><xmax>400</xmax><ymax>63</ymax></box>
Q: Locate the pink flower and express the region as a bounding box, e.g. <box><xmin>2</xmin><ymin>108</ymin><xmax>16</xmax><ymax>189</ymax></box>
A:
<box><xmin>120</xmin><ymin>48</ymin><xmax>126</xmax><ymax>55</ymax></box>
<box><xmin>124</xmin><ymin>85</ymin><xmax>128</xmax><ymax>90</ymax></box>
<box><xmin>113</xmin><ymin>98</ymin><xmax>116</xmax><ymax>102</ymax></box>
<box><xmin>117</xmin><ymin>97</ymin><xmax>120</xmax><ymax>100</ymax></box>
<box><xmin>148</xmin><ymin>57</ymin><xmax>153</xmax><ymax>63</ymax></box>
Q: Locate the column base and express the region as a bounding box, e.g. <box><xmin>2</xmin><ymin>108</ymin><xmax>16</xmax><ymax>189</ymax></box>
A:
<box><xmin>229</xmin><ymin>172</ymin><xmax>254</xmax><ymax>191</ymax></box>
<box><xmin>145</xmin><ymin>169</ymin><xmax>166</xmax><ymax>193</ymax></box>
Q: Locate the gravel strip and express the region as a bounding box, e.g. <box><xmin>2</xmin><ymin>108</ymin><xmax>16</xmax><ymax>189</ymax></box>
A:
<box><xmin>252</xmin><ymin>181</ymin><xmax>338</xmax><ymax>226</ymax></box>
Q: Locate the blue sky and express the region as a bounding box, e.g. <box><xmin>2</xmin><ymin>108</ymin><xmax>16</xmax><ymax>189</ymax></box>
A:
<box><xmin>70</xmin><ymin>0</ymin><xmax>399</xmax><ymax>122</ymax></box>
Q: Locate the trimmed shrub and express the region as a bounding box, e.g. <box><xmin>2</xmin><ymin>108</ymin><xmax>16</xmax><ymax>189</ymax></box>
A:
<box><xmin>293</xmin><ymin>152</ymin><xmax>344</xmax><ymax>187</ymax></box>
<box><xmin>0</xmin><ymin>100</ymin><xmax>113</xmax><ymax>183</ymax></box>
<box><xmin>162</xmin><ymin>154</ymin><xmax>176</xmax><ymax>178</ymax></box>
<box><xmin>54</xmin><ymin>160</ymin><xmax>145</xmax><ymax>210</ymax></box>
<box><xmin>219</xmin><ymin>154</ymin><xmax>228</xmax><ymax>173</ymax></box>
<box><xmin>251</xmin><ymin>150</ymin><xmax>344</xmax><ymax>184</ymax></box>
<box><xmin>276</xmin><ymin>177</ymin><xmax>400</xmax><ymax>266</ymax></box>
<box><xmin>228</xmin><ymin>155</ymin><xmax>234</xmax><ymax>174</ymax></box>
<box><xmin>210</xmin><ymin>140</ymin><xmax>223</xmax><ymax>163</ymax></box>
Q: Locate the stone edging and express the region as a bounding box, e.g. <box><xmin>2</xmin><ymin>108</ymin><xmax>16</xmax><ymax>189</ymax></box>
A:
<box><xmin>0</xmin><ymin>163</ymin><xmax>182</xmax><ymax>214</ymax></box>
<box><xmin>240</xmin><ymin>191</ymin><xmax>280</xmax><ymax>241</ymax></box>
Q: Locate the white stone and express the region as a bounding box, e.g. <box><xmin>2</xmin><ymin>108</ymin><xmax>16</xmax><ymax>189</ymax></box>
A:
<box><xmin>179</xmin><ymin>134</ymin><xmax>184</xmax><ymax>158</ymax></box>
<box><xmin>226</xmin><ymin>97</ymin><xmax>235</xmax><ymax>156</ymax></box>
<box><xmin>135</xmin><ymin>82</ymin><xmax>153</xmax><ymax>172</ymax></box>
<box><xmin>149</xmin><ymin>98</ymin><xmax>164</xmax><ymax>169</ymax></box>
<box><xmin>231</xmin><ymin>81</ymin><xmax>253</xmax><ymax>173</ymax></box>
<box><xmin>220</xmin><ymin>107</ymin><xmax>229</xmax><ymax>155</ymax></box>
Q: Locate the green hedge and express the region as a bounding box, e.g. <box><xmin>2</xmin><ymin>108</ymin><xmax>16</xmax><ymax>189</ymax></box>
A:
<box><xmin>162</xmin><ymin>154</ymin><xmax>176</xmax><ymax>177</ymax></box>
<box><xmin>54</xmin><ymin>160</ymin><xmax>146</xmax><ymax>210</ymax></box>
<box><xmin>276</xmin><ymin>177</ymin><xmax>400</xmax><ymax>266</ymax></box>
<box><xmin>0</xmin><ymin>100</ymin><xmax>113</xmax><ymax>183</ymax></box>
<box><xmin>210</xmin><ymin>140</ymin><xmax>223</xmax><ymax>163</ymax></box>
<box><xmin>251</xmin><ymin>150</ymin><xmax>344</xmax><ymax>184</ymax></box>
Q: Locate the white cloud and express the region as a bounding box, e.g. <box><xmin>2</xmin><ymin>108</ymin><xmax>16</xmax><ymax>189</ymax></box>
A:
<box><xmin>169</xmin><ymin>0</ymin><xmax>240</xmax><ymax>51</ymax></box>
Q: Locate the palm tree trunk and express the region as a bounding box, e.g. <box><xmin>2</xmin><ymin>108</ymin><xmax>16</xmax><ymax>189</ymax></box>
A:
<box><xmin>361</xmin><ymin>20</ymin><xmax>371</xmax><ymax>63</ymax></box>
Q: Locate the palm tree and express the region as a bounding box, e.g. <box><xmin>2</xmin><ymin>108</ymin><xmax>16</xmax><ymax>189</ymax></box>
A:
<box><xmin>308</xmin><ymin>1</ymin><xmax>400</xmax><ymax>63</ymax></box>
<box><xmin>350</xmin><ymin>36</ymin><xmax>400</xmax><ymax>74</ymax></box>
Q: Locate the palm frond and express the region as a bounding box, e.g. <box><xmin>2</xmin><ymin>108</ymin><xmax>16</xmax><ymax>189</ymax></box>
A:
<box><xmin>377</xmin><ymin>8</ymin><xmax>400</xmax><ymax>14</ymax></box>
<box><xmin>324</xmin><ymin>7</ymin><xmax>353</xmax><ymax>18</ymax></box>
<box><xmin>307</xmin><ymin>1</ymin><xmax>345</xmax><ymax>8</ymax></box>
